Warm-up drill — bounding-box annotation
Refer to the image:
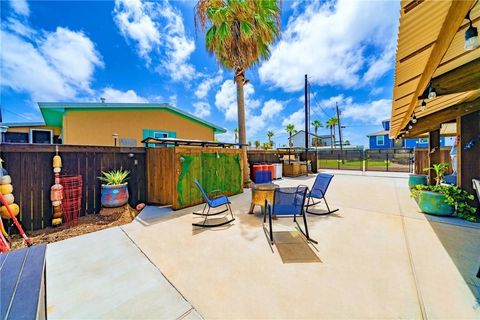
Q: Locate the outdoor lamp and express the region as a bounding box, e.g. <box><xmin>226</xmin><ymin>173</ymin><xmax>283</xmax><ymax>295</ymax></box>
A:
<box><xmin>112</xmin><ymin>133</ymin><xmax>119</xmax><ymax>146</ymax></box>
<box><xmin>465</xmin><ymin>11</ymin><xmax>479</xmax><ymax>51</ymax></box>
<box><xmin>412</xmin><ymin>113</ymin><xmax>417</xmax><ymax>124</ymax></box>
<box><xmin>428</xmin><ymin>85</ymin><xmax>437</xmax><ymax>99</ymax></box>
<box><xmin>420</xmin><ymin>100</ymin><xmax>427</xmax><ymax>111</ymax></box>
<box><xmin>408</xmin><ymin>122</ymin><xmax>413</xmax><ymax>130</ymax></box>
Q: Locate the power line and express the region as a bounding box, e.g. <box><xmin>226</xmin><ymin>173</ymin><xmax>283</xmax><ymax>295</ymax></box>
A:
<box><xmin>307</xmin><ymin>82</ymin><xmax>335</xmax><ymax>119</ymax></box>
<box><xmin>0</xmin><ymin>107</ymin><xmax>37</xmax><ymax>122</ymax></box>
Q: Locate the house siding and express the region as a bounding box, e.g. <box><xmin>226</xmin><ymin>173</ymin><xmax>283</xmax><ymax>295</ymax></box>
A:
<box><xmin>63</xmin><ymin>109</ymin><xmax>215</xmax><ymax>146</ymax></box>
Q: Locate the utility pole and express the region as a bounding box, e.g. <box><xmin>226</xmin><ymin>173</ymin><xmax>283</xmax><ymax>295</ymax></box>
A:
<box><xmin>336</xmin><ymin>102</ymin><xmax>344</xmax><ymax>156</ymax></box>
<box><xmin>304</xmin><ymin>74</ymin><xmax>309</xmax><ymax>151</ymax></box>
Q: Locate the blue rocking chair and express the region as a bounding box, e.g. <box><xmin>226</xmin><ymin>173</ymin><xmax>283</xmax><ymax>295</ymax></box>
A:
<box><xmin>305</xmin><ymin>173</ymin><xmax>339</xmax><ymax>215</ymax></box>
<box><xmin>264</xmin><ymin>186</ymin><xmax>317</xmax><ymax>245</ymax></box>
<box><xmin>192</xmin><ymin>179</ymin><xmax>235</xmax><ymax>228</ymax></box>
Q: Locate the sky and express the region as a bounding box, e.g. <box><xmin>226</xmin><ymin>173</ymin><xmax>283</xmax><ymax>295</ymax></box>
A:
<box><xmin>1</xmin><ymin>0</ymin><xmax>402</xmax><ymax>147</ymax></box>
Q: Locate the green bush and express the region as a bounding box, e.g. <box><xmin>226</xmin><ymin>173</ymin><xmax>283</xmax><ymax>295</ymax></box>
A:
<box><xmin>98</xmin><ymin>169</ymin><xmax>130</xmax><ymax>185</ymax></box>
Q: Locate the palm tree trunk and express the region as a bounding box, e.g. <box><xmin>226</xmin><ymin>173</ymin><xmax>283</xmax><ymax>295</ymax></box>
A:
<box><xmin>235</xmin><ymin>68</ymin><xmax>250</xmax><ymax>187</ymax></box>
<box><xmin>314</xmin><ymin>127</ymin><xmax>318</xmax><ymax>147</ymax></box>
<box><xmin>330</xmin><ymin>126</ymin><xmax>333</xmax><ymax>150</ymax></box>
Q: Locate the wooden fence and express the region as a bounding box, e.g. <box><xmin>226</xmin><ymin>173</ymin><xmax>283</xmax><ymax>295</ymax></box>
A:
<box><xmin>0</xmin><ymin>144</ymin><xmax>146</xmax><ymax>231</ymax></box>
<box><xmin>414</xmin><ymin>147</ymin><xmax>453</xmax><ymax>175</ymax></box>
<box><xmin>147</xmin><ymin>147</ymin><xmax>243</xmax><ymax>209</ymax></box>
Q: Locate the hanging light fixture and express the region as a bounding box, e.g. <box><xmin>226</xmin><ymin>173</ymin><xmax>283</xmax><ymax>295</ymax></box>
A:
<box><xmin>408</xmin><ymin>122</ymin><xmax>413</xmax><ymax>130</ymax></box>
<box><xmin>412</xmin><ymin>112</ymin><xmax>417</xmax><ymax>124</ymax></box>
<box><xmin>420</xmin><ymin>100</ymin><xmax>427</xmax><ymax>111</ymax></box>
<box><xmin>465</xmin><ymin>8</ymin><xmax>479</xmax><ymax>51</ymax></box>
<box><xmin>428</xmin><ymin>84</ymin><xmax>437</xmax><ymax>99</ymax></box>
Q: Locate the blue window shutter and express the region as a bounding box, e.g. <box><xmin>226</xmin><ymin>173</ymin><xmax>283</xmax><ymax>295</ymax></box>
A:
<box><xmin>143</xmin><ymin>129</ymin><xmax>154</xmax><ymax>147</ymax></box>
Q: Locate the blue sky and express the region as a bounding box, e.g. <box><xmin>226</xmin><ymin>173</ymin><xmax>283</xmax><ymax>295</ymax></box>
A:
<box><xmin>1</xmin><ymin>0</ymin><xmax>402</xmax><ymax>146</ymax></box>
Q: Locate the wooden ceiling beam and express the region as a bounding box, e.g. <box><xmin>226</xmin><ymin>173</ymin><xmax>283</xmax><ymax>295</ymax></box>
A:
<box><xmin>419</xmin><ymin>58</ymin><xmax>480</xmax><ymax>98</ymax></box>
<box><xmin>403</xmin><ymin>97</ymin><xmax>480</xmax><ymax>137</ymax></box>
<box><xmin>394</xmin><ymin>0</ymin><xmax>474</xmax><ymax>138</ymax></box>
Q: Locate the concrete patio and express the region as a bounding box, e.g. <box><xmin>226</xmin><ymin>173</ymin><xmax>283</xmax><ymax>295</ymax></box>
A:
<box><xmin>47</xmin><ymin>171</ymin><xmax>480</xmax><ymax>319</ymax></box>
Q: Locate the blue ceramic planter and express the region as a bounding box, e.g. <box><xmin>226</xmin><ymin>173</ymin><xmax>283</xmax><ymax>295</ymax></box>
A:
<box><xmin>417</xmin><ymin>191</ymin><xmax>454</xmax><ymax>216</ymax></box>
<box><xmin>408</xmin><ymin>174</ymin><xmax>428</xmax><ymax>189</ymax></box>
<box><xmin>101</xmin><ymin>183</ymin><xmax>129</xmax><ymax>208</ymax></box>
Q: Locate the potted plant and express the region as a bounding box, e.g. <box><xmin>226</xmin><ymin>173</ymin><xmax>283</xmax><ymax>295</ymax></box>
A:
<box><xmin>98</xmin><ymin>169</ymin><xmax>129</xmax><ymax>208</ymax></box>
<box><xmin>411</xmin><ymin>163</ymin><xmax>477</xmax><ymax>220</ymax></box>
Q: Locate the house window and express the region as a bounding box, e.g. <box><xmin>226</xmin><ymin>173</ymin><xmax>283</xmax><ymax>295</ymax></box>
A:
<box><xmin>153</xmin><ymin>132</ymin><xmax>169</xmax><ymax>139</ymax></box>
<box><xmin>418</xmin><ymin>138</ymin><xmax>429</xmax><ymax>144</ymax></box>
<box><xmin>29</xmin><ymin>129</ymin><xmax>53</xmax><ymax>144</ymax></box>
<box><xmin>4</xmin><ymin>132</ymin><xmax>28</xmax><ymax>143</ymax></box>
<box><xmin>376</xmin><ymin>135</ymin><xmax>385</xmax><ymax>146</ymax></box>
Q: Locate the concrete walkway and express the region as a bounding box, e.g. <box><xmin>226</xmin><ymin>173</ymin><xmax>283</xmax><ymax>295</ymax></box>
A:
<box><xmin>121</xmin><ymin>172</ymin><xmax>480</xmax><ymax>319</ymax></box>
<box><xmin>46</xmin><ymin>227</ymin><xmax>201</xmax><ymax>319</ymax></box>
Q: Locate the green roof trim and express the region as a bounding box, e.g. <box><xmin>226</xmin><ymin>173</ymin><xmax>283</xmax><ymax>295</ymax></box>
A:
<box><xmin>38</xmin><ymin>102</ymin><xmax>227</xmax><ymax>133</ymax></box>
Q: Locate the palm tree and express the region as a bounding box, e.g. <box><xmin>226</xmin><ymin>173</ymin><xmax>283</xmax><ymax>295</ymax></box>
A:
<box><xmin>267</xmin><ymin>130</ymin><xmax>274</xmax><ymax>148</ymax></box>
<box><xmin>254</xmin><ymin>140</ymin><xmax>261</xmax><ymax>149</ymax></box>
<box><xmin>311</xmin><ymin>119</ymin><xmax>323</xmax><ymax>147</ymax></box>
<box><xmin>285</xmin><ymin>124</ymin><xmax>296</xmax><ymax>147</ymax></box>
<box><xmin>326</xmin><ymin>117</ymin><xmax>338</xmax><ymax>149</ymax></box>
<box><xmin>234</xmin><ymin>128</ymin><xmax>238</xmax><ymax>144</ymax></box>
<box><xmin>195</xmin><ymin>0</ymin><xmax>281</xmax><ymax>187</ymax></box>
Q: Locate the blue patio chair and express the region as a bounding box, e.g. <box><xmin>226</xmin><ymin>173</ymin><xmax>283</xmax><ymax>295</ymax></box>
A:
<box><xmin>255</xmin><ymin>170</ymin><xmax>272</xmax><ymax>184</ymax></box>
<box><xmin>192</xmin><ymin>179</ymin><xmax>235</xmax><ymax>228</ymax></box>
<box><xmin>264</xmin><ymin>186</ymin><xmax>317</xmax><ymax>245</ymax></box>
<box><xmin>305</xmin><ymin>173</ymin><xmax>339</xmax><ymax>215</ymax></box>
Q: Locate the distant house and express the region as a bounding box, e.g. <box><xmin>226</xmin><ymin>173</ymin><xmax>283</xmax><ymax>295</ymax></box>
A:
<box><xmin>1</xmin><ymin>122</ymin><xmax>62</xmax><ymax>144</ymax></box>
<box><xmin>367</xmin><ymin>120</ymin><xmax>445</xmax><ymax>149</ymax></box>
<box><xmin>1</xmin><ymin>102</ymin><xmax>226</xmax><ymax>147</ymax></box>
<box><xmin>290</xmin><ymin>130</ymin><xmax>333</xmax><ymax>148</ymax></box>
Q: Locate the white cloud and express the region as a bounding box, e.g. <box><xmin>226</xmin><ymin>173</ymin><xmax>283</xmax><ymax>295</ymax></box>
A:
<box><xmin>114</xmin><ymin>0</ymin><xmax>196</xmax><ymax>81</ymax></box>
<box><xmin>114</xmin><ymin>0</ymin><xmax>160</xmax><ymax>62</ymax></box>
<box><xmin>192</xmin><ymin>101</ymin><xmax>211</xmax><ymax>118</ymax></box>
<box><xmin>40</xmin><ymin>27</ymin><xmax>104</xmax><ymax>93</ymax></box>
<box><xmin>168</xmin><ymin>94</ymin><xmax>178</xmax><ymax>106</ymax></box>
<box><xmin>363</xmin><ymin>40</ymin><xmax>396</xmax><ymax>83</ymax></box>
<box><xmin>282</xmin><ymin>108</ymin><xmax>305</xmax><ymax>131</ymax></box>
<box><xmin>100</xmin><ymin>88</ymin><xmax>148</xmax><ymax>103</ymax></box>
<box><xmin>5</xmin><ymin>17</ymin><xmax>36</xmax><ymax>38</ymax></box>
<box><xmin>258</xmin><ymin>0</ymin><xmax>399</xmax><ymax>91</ymax></box>
<box><xmin>195</xmin><ymin>71</ymin><xmax>223</xmax><ymax>99</ymax></box>
<box><xmin>214</xmin><ymin>80</ymin><xmax>260</xmax><ymax>121</ymax></box>
<box><xmin>10</xmin><ymin>0</ymin><xmax>30</xmax><ymax>16</ymax></box>
<box><xmin>1</xmin><ymin>26</ymin><xmax>103</xmax><ymax>101</ymax></box>
<box><xmin>248</xmin><ymin>99</ymin><xmax>284</xmax><ymax>136</ymax></box>
<box><xmin>341</xmin><ymin>98</ymin><xmax>391</xmax><ymax>124</ymax></box>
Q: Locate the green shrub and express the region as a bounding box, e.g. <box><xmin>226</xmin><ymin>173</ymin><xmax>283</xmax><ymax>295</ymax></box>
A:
<box><xmin>98</xmin><ymin>169</ymin><xmax>130</xmax><ymax>185</ymax></box>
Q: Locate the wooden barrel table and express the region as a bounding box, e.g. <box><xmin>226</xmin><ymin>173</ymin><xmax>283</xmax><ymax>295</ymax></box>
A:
<box><xmin>248</xmin><ymin>183</ymin><xmax>279</xmax><ymax>214</ymax></box>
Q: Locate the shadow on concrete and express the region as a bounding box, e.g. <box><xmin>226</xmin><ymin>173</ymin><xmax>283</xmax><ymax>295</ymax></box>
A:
<box><xmin>428</xmin><ymin>220</ymin><xmax>480</xmax><ymax>304</ymax></box>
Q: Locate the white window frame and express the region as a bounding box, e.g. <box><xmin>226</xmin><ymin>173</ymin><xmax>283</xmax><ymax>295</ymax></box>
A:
<box><xmin>29</xmin><ymin>129</ymin><xmax>53</xmax><ymax>144</ymax></box>
<box><xmin>376</xmin><ymin>135</ymin><xmax>385</xmax><ymax>146</ymax></box>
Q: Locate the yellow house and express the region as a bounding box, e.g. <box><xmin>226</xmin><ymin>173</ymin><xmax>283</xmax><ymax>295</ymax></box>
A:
<box><xmin>2</xmin><ymin>102</ymin><xmax>226</xmax><ymax>146</ymax></box>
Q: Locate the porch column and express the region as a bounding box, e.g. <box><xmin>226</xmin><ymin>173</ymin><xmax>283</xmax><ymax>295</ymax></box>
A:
<box><xmin>459</xmin><ymin>111</ymin><xmax>480</xmax><ymax>199</ymax></box>
<box><xmin>428</xmin><ymin>128</ymin><xmax>441</xmax><ymax>185</ymax></box>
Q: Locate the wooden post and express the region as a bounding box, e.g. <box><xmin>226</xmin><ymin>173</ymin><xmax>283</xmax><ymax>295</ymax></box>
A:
<box><xmin>460</xmin><ymin>111</ymin><xmax>480</xmax><ymax>197</ymax></box>
<box><xmin>456</xmin><ymin>116</ymin><xmax>462</xmax><ymax>187</ymax></box>
<box><xmin>428</xmin><ymin>128</ymin><xmax>441</xmax><ymax>185</ymax></box>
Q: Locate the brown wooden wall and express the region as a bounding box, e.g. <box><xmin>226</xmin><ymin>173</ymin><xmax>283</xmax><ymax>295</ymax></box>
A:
<box><xmin>146</xmin><ymin>148</ymin><xmax>175</xmax><ymax>205</ymax></box>
<box><xmin>0</xmin><ymin>143</ymin><xmax>146</xmax><ymax>231</ymax></box>
<box><xmin>460</xmin><ymin>111</ymin><xmax>480</xmax><ymax>201</ymax></box>
<box><xmin>414</xmin><ymin>147</ymin><xmax>453</xmax><ymax>175</ymax></box>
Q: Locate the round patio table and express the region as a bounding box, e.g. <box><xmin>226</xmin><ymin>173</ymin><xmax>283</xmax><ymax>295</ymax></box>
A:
<box><xmin>248</xmin><ymin>183</ymin><xmax>279</xmax><ymax>214</ymax></box>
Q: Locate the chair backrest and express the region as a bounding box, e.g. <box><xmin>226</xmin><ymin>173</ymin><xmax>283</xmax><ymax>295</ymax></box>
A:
<box><xmin>310</xmin><ymin>173</ymin><xmax>334</xmax><ymax>199</ymax></box>
<box><xmin>271</xmin><ymin>186</ymin><xmax>308</xmax><ymax>216</ymax></box>
<box><xmin>255</xmin><ymin>170</ymin><xmax>272</xmax><ymax>184</ymax></box>
<box><xmin>194</xmin><ymin>179</ymin><xmax>212</xmax><ymax>205</ymax></box>
<box><xmin>473</xmin><ymin>179</ymin><xmax>480</xmax><ymax>205</ymax></box>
